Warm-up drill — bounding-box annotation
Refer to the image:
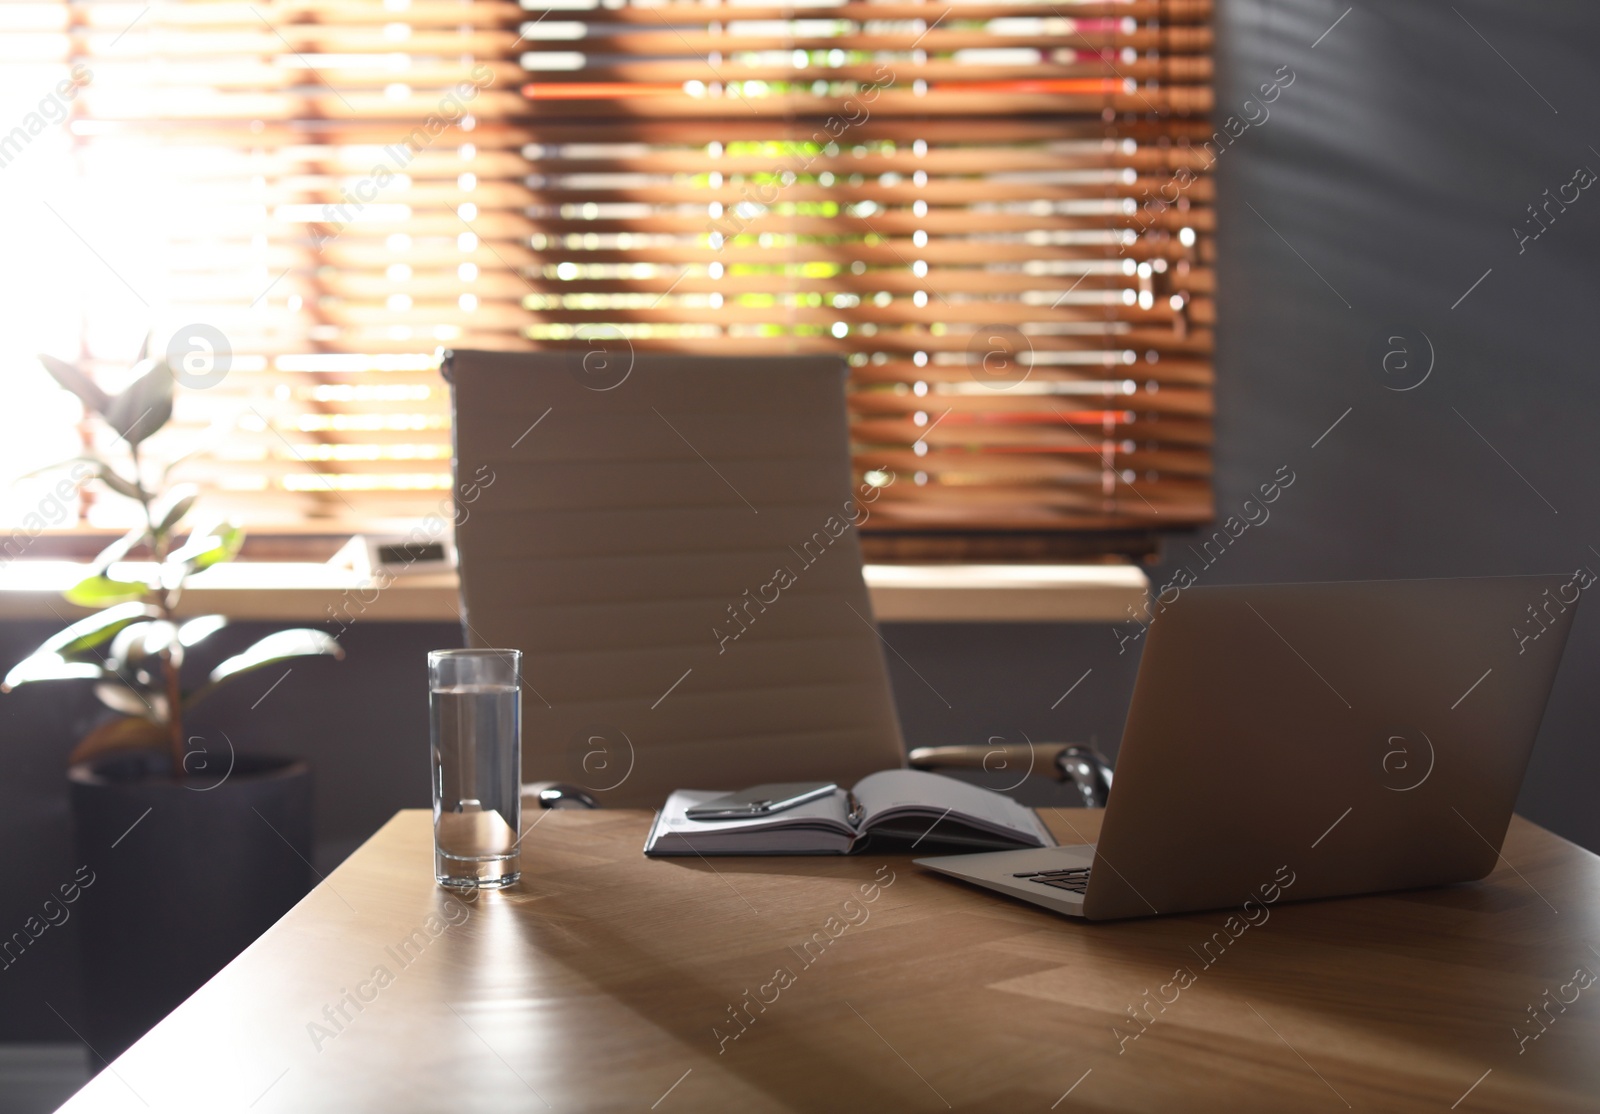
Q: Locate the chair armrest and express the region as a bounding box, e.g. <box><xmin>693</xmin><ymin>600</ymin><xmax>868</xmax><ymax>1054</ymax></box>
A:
<box><xmin>521</xmin><ymin>782</ymin><xmax>601</xmax><ymax>809</ymax></box>
<box><xmin>907</xmin><ymin>743</ymin><xmax>1071</xmax><ymax>780</ymax></box>
<box><xmin>1052</xmin><ymin>745</ymin><xmax>1114</xmax><ymax>809</ymax></box>
<box><xmin>906</xmin><ymin>743</ymin><xmax>1114</xmax><ymax>808</ymax></box>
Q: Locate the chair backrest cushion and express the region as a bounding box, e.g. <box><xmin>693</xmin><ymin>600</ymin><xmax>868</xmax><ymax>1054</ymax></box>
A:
<box><xmin>445</xmin><ymin>349</ymin><xmax>907</xmax><ymax>807</ymax></box>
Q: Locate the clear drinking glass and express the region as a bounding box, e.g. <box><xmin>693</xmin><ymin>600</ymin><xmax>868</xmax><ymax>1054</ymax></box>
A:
<box><xmin>429</xmin><ymin>649</ymin><xmax>522</xmax><ymax>889</ymax></box>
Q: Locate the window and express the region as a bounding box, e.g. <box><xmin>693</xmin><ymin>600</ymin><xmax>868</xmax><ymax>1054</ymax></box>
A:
<box><xmin>2</xmin><ymin>0</ymin><xmax>1213</xmax><ymax>557</ymax></box>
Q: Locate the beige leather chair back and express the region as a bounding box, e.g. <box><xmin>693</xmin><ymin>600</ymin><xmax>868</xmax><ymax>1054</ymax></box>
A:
<box><xmin>444</xmin><ymin>349</ymin><xmax>906</xmax><ymax>807</ymax></box>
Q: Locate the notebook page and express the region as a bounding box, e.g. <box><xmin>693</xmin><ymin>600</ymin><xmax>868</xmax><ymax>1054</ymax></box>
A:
<box><xmin>852</xmin><ymin>769</ymin><xmax>1056</xmax><ymax>845</ymax></box>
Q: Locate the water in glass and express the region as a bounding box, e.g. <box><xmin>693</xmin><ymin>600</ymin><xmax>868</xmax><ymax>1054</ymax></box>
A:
<box><xmin>431</xmin><ymin>678</ymin><xmax>521</xmax><ymax>888</ymax></box>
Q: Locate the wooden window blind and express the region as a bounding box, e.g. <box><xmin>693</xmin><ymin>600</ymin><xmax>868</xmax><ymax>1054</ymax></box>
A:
<box><xmin>516</xmin><ymin>0</ymin><xmax>1216</xmax><ymax>558</ymax></box>
<box><xmin>7</xmin><ymin>0</ymin><xmax>1213</xmax><ymax>553</ymax></box>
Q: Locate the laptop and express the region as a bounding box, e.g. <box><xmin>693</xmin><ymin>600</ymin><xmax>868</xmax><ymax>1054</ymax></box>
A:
<box><xmin>916</xmin><ymin>575</ymin><xmax>1579</xmax><ymax>920</ymax></box>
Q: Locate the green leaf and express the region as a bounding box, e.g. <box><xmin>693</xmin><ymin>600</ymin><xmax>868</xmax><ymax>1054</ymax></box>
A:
<box><xmin>91</xmin><ymin>525</ymin><xmax>150</xmax><ymax>574</ymax></box>
<box><xmin>152</xmin><ymin>484</ymin><xmax>199</xmax><ymax>534</ymax></box>
<box><xmin>94</xmin><ymin>680</ymin><xmax>163</xmax><ymax>720</ymax></box>
<box><xmin>10</xmin><ymin>453</ymin><xmax>105</xmax><ymax>484</ymax></box>
<box><xmin>166</xmin><ymin>515</ymin><xmax>241</xmax><ymax>570</ymax></box>
<box><xmin>95</xmin><ymin>463</ymin><xmax>145</xmax><ymax>502</ymax></box>
<box><xmin>203</xmin><ymin>523</ymin><xmax>245</xmax><ymax>567</ymax></box>
<box><xmin>206</xmin><ymin>629</ymin><xmax>343</xmax><ymax>687</ymax></box>
<box><xmin>173</xmin><ymin>522</ymin><xmax>243</xmax><ymax>570</ymax></box>
<box><xmin>1</xmin><ymin>652</ymin><xmax>103</xmax><ymax>692</ymax></box>
<box><xmin>70</xmin><ymin>716</ymin><xmax>168</xmax><ymax>765</ymax></box>
<box><xmin>108</xmin><ymin>621</ymin><xmax>178</xmax><ymax>676</ymax></box>
<box><xmin>64</xmin><ymin>574</ymin><xmax>148</xmax><ymax>608</ymax></box>
<box><xmin>187</xmin><ymin>629</ymin><xmax>342</xmax><ymax>712</ymax></box>
<box><xmin>37</xmin><ymin>354</ymin><xmax>111</xmax><ymax>414</ymax></box>
<box><xmin>38</xmin><ymin>601</ymin><xmax>161</xmax><ymax>660</ymax></box>
<box><xmin>161</xmin><ymin>446</ymin><xmax>199</xmax><ymax>482</ymax></box>
<box><xmin>105</xmin><ymin>359</ymin><xmax>174</xmax><ymax>445</ymax></box>
<box><xmin>176</xmin><ymin>615</ymin><xmax>228</xmax><ymax>648</ymax></box>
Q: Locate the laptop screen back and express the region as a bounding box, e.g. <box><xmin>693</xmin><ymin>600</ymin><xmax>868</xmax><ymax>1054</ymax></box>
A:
<box><xmin>1084</xmin><ymin>576</ymin><xmax>1578</xmax><ymax>920</ymax></box>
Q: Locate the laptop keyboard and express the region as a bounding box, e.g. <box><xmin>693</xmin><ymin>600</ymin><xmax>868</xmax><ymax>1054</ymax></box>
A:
<box><xmin>1011</xmin><ymin>866</ymin><xmax>1091</xmax><ymax>894</ymax></box>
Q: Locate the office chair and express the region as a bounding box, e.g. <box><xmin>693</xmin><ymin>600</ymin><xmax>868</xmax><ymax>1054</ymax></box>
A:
<box><xmin>442</xmin><ymin>349</ymin><xmax>1112</xmax><ymax>810</ymax></box>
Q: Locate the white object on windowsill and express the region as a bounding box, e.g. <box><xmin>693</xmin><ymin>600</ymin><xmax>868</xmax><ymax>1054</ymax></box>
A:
<box><xmin>328</xmin><ymin>534</ymin><xmax>456</xmax><ymax>581</ymax></box>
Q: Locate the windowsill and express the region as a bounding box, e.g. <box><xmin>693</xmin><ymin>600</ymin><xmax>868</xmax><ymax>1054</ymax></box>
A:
<box><xmin>0</xmin><ymin>562</ymin><xmax>1148</xmax><ymax>624</ymax></box>
<box><xmin>862</xmin><ymin>563</ymin><xmax>1147</xmax><ymax>621</ymax></box>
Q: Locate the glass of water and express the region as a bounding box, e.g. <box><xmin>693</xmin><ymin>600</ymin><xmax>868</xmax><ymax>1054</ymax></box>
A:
<box><xmin>429</xmin><ymin>649</ymin><xmax>522</xmax><ymax>889</ymax></box>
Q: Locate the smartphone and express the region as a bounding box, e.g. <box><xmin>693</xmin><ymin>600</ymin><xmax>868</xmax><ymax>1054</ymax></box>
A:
<box><xmin>685</xmin><ymin>782</ymin><xmax>838</xmax><ymax>821</ymax></box>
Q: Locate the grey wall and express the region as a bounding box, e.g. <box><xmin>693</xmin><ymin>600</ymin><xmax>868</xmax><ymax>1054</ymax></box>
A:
<box><xmin>6</xmin><ymin>0</ymin><xmax>1600</xmax><ymax>1046</ymax></box>
<box><xmin>1193</xmin><ymin>0</ymin><xmax>1600</xmax><ymax>854</ymax></box>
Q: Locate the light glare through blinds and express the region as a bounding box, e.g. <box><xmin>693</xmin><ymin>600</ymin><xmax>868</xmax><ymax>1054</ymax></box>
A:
<box><xmin>2</xmin><ymin>0</ymin><xmax>524</xmax><ymax>530</ymax></box>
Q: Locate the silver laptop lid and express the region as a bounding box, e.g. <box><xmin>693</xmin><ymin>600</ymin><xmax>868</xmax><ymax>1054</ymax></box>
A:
<box><xmin>1084</xmin><ymin>575</ymin><xmax>1579</xmax><ymax>920</ymax></box>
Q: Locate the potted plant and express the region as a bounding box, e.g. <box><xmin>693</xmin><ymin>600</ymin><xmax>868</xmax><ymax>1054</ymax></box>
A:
<box><xmin>3</xmin><ymin>348</ymin><xmax>344</xmax><ymax>1061</ymax></box>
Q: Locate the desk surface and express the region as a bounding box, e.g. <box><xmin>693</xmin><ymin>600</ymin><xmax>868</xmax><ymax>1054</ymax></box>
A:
<box><xmin>61</xmin><ymin>809</ymin><xmax>1600</xmax><ymax>1113</ymax></box>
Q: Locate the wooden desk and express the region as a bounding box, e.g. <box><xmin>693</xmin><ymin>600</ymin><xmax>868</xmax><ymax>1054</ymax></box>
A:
<box><xmin>60</xmin><ymin>810</ymin><xmax>1600</xmax><ymax>1112</ymax></box>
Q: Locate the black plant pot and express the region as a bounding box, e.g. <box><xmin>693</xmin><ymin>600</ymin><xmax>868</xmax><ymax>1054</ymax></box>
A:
<box><xmin>69</xmin><ymin>751</ymin><xmax>312</xmax><ymax>1064</ymax></box>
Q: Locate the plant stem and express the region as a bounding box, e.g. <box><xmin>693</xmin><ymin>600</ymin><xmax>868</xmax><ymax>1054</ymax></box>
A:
<box><xmin>161</xmin><ymin>643</ymin><xmax>184</xmax><ymax>777</ymax></box>
<box><xmin>130</xmin><ymin>441</ymin><xmax>186</xmax><ymax>778</ymax></box>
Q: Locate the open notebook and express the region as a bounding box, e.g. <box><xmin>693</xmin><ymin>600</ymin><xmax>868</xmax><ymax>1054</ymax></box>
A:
<box><xmin>644</xmin><ymin>769</ymin><xmax>1057</xmax><ymax>856</ymax></box>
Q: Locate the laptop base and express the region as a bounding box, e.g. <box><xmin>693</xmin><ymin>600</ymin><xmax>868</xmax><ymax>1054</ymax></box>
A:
<box><xmin>915</xmin><ymin>844</ymin><xmax>1096</xmax><ymax>917</ymax></box>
